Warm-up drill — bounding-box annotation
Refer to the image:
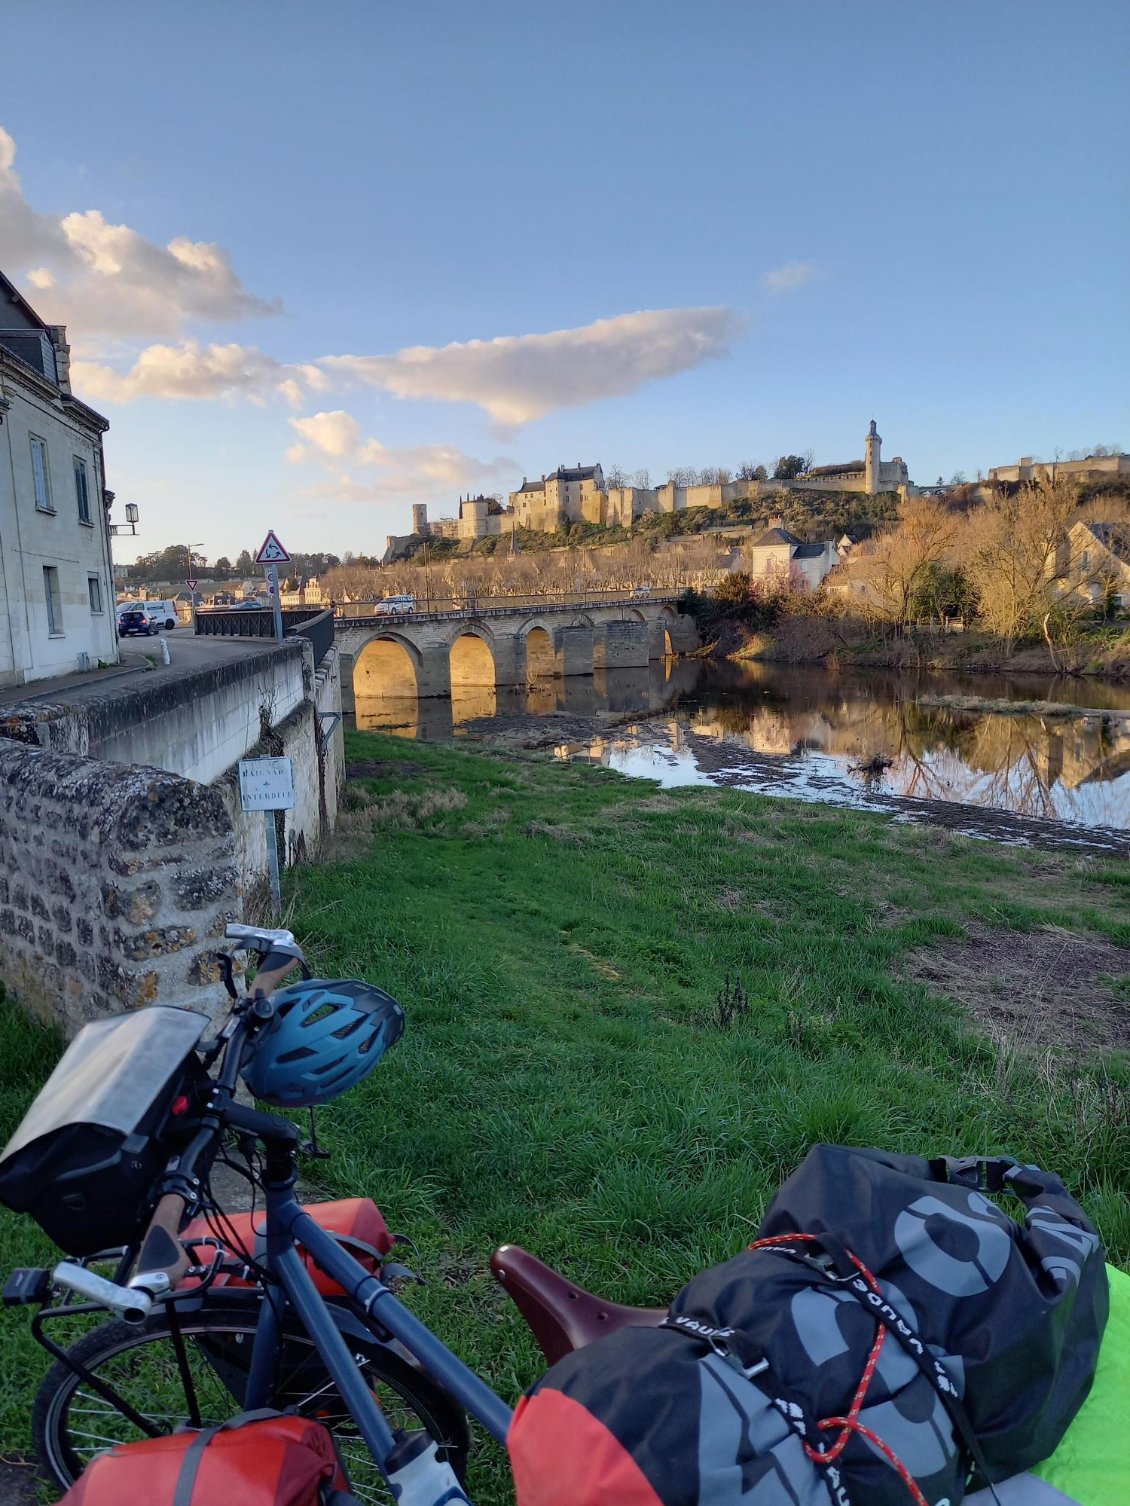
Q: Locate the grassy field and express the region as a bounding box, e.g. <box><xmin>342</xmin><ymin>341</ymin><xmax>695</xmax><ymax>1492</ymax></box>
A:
<box><xmin>1</xmin><ymin>727</ymin><xmax>1128</xmax><ymax>1502</ymax></box>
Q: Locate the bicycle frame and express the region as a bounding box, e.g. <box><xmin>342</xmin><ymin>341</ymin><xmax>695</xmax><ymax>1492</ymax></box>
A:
<box><xmin>239</xmin><ymin>1178</ymin><xmax>513</xmax><ymax>1480</ymax></box>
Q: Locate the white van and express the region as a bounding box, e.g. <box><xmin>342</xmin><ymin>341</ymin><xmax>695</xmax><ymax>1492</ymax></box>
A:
<box><xmin>375</xmin><ymin>595</ymin><xmax>416</xmax><ymax>616</ymax></box>
<box><xmin>138</xmin><ymin>599</ymin><xmax>180</xmax><ymax>630</ymax></box>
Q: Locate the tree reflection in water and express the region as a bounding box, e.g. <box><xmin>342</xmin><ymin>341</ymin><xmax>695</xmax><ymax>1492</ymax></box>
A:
<box><xmin>356</xmin><ymin>660</ymin><xmax>1130</xmax><ymax>830</ymax></box>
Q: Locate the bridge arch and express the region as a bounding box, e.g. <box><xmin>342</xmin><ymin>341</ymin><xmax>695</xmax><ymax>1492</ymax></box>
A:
<box><xmin>525</xmin><ymin>624</ymin><xmax>556</xmax><ymax>679</ymax></box>
<box><xmin>354</xmin><ymin>632</ymin><xmax>420</xmax><ymax>699</ymax></box>
<box><xmin>449</xmin><ymin>628</ymin><xmax>497</xmax><ymax>688</ymax></box>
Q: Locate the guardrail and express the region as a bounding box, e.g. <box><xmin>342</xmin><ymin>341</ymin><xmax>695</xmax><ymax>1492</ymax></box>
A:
<box><xmin>195</xmin><ymin>607</ymin><xmax>325</xmax><ymax>641</ymax></box>
<box><xmin>286</xmin><ymin>607</ymin><xmax>335</xmax><ymax>667</ymax></box>
<box><xmin>333</xmin><ymin>591</ymin><xmax>681</xmax><ymax>625</ymax></box>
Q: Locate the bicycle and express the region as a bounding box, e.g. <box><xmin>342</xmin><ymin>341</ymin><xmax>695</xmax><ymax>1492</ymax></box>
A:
<box><xmin>2</xmin><ymin>924</ymin><xmax>665</xmax><ymax>1505</ymax></box>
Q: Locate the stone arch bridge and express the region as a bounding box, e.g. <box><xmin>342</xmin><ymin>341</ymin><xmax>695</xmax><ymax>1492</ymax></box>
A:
<box><xmin>337</xmin><ymin>597</ymin><xmax>699</xmax><ymax>707</ymax></box>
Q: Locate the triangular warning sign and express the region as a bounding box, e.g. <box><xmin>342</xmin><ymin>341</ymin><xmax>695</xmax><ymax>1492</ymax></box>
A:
<box><xmin>256</xmin><ymin>530</ymin><xmax>291</xmax><ymax>565</ymax></box>
<box><xmin>186</xmin><ymin>578</ymin><xmax>198</xmax><ymax>591</ymax></box>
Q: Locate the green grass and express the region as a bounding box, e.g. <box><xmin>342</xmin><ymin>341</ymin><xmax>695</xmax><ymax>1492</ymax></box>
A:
<box><xmin>1</xmin><ymin>733</ymin><xmax>1127</xmax><ymax>1502</ymax></box>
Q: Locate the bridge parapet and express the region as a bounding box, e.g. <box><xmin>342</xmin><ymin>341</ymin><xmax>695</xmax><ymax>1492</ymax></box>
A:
<box><xmin>340</xmin><ymin>598</ymin><xmax>699</xmax><ymax>703</ymax></box>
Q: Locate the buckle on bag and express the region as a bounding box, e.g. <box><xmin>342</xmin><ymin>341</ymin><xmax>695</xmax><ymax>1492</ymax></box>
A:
<box><xmin>936</xmin><ymin>1156</ymin><xmax>1017</xmax><ymax>1193</ymax></box>
<box><xmin>709</xmin><ymin>1333</ymin><xmax>769</xmax><ymax>1381</ymax></box>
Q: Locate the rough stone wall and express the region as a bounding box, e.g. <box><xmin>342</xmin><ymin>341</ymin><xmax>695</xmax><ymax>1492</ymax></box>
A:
<box><xmin>0</xmin><ymin>742</ymin><xmax>241</xmax><ymax>1035</ymax></box>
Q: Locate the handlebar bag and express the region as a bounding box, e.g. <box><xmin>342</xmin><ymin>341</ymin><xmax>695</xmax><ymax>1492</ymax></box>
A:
<box><xmin>55</xmin><ymin>1411</ymin><xmax>354</xmax><ymax>1506</ymax></box>
<box><xmin>508</xmin><ymin>1144</ymin><xmax>1108</xmax><ymax>1506</ymax></box>
<box><xmin>0</xmin><ymin>1007</ymin><xmax>209</xmax><ymax>1255</ymax></box>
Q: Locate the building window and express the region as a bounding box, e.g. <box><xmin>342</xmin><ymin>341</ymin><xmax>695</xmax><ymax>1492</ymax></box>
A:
<box><xmin>30</xmin><ymin>435</ymin><xmax>52</xmax><ymax>512</ymax></box>
<box><xmin>88</xmin><ymin>574</ymin><xmax>103</xmax><ymax>613</ymax></box>
<box><xmin>43</xmin><ymin>566</ymin><xmax>63</xmax><ymax>635</ymax></box>
<box><xmin>74</xmin><ymin>457</ymin><xmax>92</xmax><ymax>525</ymax></box>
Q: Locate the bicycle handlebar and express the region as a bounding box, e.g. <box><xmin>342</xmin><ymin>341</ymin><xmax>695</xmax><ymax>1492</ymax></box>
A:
<box><xmin>52</xmin><ymin>1263</ymin><xmax>155</xmax><ymax>1325</ymax></box>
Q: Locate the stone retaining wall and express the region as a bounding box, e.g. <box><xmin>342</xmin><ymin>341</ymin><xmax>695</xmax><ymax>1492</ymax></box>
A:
<box><xmin>0</xmin><ymin>742</ymin><xmax>240</xmax><ymax>1034</ymax></box>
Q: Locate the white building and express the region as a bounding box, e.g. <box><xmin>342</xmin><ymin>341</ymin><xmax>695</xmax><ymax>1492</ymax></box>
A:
<box><xmin>0</xmin><ymin>271</ymin><xmax>117</xmax><ymax>687</ymax></box>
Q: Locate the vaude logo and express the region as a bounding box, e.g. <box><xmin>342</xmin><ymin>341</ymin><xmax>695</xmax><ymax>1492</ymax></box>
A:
<box><xmin>670</xmin><ymin>1315</ymin><xmax>737</xmax><ymax>1340</ymax></box>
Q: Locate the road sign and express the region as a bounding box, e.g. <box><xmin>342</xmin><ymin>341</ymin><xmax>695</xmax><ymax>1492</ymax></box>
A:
<box><xmin>238</xmin><ymin>756</ymin><xmax>295</xmax><ymax>811</ymax></box>
<box><xmin>186</xmin><ymin>578</ymin><xmax>198</xmax><ymax>591</ymax></box>
<box><xmin>256</xmin><ymin>530</ymin><xmax>291</xmax><ymax>565</ymax></box>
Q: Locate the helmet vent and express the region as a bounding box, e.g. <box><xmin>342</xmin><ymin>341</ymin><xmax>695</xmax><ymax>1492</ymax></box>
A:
<box><xmin>302</xmin><ymin>1003</ymin><xmax>337</xmax><ymax>1027</ymax></box>
<box><xmin>275</xmin><ymin>1045</ymin><xmax>317</xmax><ymax>1063</ymax></box>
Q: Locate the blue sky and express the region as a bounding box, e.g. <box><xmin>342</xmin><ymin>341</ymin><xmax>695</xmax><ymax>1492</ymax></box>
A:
<box><xmin>1</xmin><ymin>1</ymin><xmax>1126</xmax><ymax>564</ymax></box>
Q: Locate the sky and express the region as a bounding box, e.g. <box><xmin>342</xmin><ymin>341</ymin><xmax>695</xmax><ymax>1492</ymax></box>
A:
<box><xmin>1</xmin><ymin>1</ymin><xmax>1126</xmax><ymax>566</ymax></box>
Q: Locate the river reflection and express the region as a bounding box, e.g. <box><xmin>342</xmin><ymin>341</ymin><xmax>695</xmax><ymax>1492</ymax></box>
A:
<box><xmin>355</xmin><ymin>660</ymin><xmax>1130</xmax><ymax>832</ymax></box>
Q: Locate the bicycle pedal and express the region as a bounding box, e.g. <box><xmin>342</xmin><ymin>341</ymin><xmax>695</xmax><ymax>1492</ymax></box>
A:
<box><xmin>3</xmin><ymin>1268</ymin><xmax>52</xmax><ymax>1307</ymax></box>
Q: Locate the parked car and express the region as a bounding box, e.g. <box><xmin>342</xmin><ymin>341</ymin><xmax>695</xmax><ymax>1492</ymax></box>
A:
<box><xmin>117</xmin><ymin>608</ymin><xmax>158</xmax><ymax>638</ymax></box>
<box><xmin>374</xmin><ymin>594</ymin><xmax>416</xmax><ymax>616</ymax></box>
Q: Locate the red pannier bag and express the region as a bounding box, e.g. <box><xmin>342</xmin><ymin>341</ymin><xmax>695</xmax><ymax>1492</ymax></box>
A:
<box><xmin>56</xmin><ymin>1412</ymin><xmax>355</xmax><ymax>1505</ymax></box>
<box><xmin>181</xmin><ymin>1198</ymin><xmax>394</xmax><ymax>1298</ymax></box>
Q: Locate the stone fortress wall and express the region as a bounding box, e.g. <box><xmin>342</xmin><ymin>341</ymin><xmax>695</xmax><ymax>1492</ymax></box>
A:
<box><xmin>390</xmin><ymin>422</ymin><xmax>916</xmax><ymax>560</ymax></box>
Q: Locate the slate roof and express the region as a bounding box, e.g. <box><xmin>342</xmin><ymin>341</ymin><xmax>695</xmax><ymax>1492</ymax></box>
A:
<box><xmin>806</xmin><ymin>460</ymin><xmax>865</xmax><ymax>478</ymax></box>
<box><xmin>1083</xmin><ymin>522</ymin><xmax>1130</xmax><ymax>566</ymax></box>
<box><xmin>752</xmin><ymin>526</ymin><xmax>803</xmax><ymax>548</ymax></box>
<box><xmin>792</xmin><ymin>543</ymin><xmax>829</xmax><ymax>559</ymax></box>
<box><xmin>517</xmin><ymin>479</ymin><xmax>545</xmax><ymax>493</ymax></box>
<box><xmin>553</xmin><ymin>465</ymin><xmax>600</xmax><ymax>482</ymax></box>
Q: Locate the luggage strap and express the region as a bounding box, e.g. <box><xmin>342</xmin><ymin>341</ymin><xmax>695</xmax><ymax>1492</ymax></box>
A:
<box><xmin>667</xmin><ymin>1233</ymin><xmax>1002</xmax><ymax>1506</ymax></box>
<box><xmin>170</xmin><ymin>1409</ymin><xmax>283</xmax><ymax>1506</ymax></box>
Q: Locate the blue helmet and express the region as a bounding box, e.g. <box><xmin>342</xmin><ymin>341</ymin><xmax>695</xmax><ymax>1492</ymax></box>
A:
<box><xmin>241</xmin><ymin>979</ymin><xmax>405</xmax><ymax>1108</ymax></box>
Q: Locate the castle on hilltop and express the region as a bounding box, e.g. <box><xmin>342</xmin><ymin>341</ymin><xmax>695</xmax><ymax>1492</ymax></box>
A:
<box><xmin>382</xmin><ymin>421</ymin><xmax>916</xmax><ymax>562</ymax></box>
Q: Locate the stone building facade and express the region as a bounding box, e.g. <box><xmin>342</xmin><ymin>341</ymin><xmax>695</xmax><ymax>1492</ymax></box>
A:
<box><xmin>510</xmin><ymin>464</ymin><xmax>606</xmax><ymax>530</ymax></box>
<box><xmin>385</xmin><ymin>422</ymin><xmax>915</xmax><ymax>559</ymax></box>
<box><xmin>0</xmin><ymin>270</ymin><xmax>118</xmax><ymax>687</ymax></box>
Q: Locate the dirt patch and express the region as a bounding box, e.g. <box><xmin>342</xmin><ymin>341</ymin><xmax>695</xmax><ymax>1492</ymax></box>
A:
<box><xmin>347</xmin><ymin>759</ymin><xmax>424</xmax><ymax>780</ymax></box>
<box><xmin>902</xmin><ymin>922</ymin><xmax>1130</xmax><ymax>1055</ymax></box>
<box><xmin>0</xmin><ymin>1459</ymin><xmax>38</xmax><ymax>1506</ymax></box>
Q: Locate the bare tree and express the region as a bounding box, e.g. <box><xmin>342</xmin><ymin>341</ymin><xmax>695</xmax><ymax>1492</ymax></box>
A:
<box><xmin>959</xmin><ymin>477</ymin><xmax>1083</xmax><ymax>658</ymax></box>
<box><xmin>737</xmin><ymin>461</ymin><xmax>768</xmax><ymax>482</ymax></box>
<box><xmin>851</xmin><ymin>498</ymin><xmax>960</xmax><ymax>635</ymax></box>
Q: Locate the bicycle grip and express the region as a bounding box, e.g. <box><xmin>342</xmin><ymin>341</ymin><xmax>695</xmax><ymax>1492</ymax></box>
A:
<box><xmin>133</xmin><ymin>1193</ymin><xmax>191</xmax><ymax>1295</ymax></box>
<box><xmin>251</xmin><ymin>950</ymin><xmax>301</xmax><ymax>998</ymax></box>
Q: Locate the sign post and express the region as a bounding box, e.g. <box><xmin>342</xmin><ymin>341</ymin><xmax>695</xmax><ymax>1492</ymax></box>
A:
<box><xmin>256</xmin><ymin>530</ymin><xmax>291</xmax><ymax>645</ymax></box>
<box><xmin>238</xmin><ymin>756</ymin><xmax>295</xmax><ymax>909</ymax></box>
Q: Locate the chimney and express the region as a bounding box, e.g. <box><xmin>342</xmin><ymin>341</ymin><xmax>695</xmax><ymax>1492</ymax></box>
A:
<box><xmin>48</xmin><ymin>326</ymin><xmax>72</xmax><ymax>393</ymax></box>
<box><xmin>768</xmin><ymin>514</ymin><xmax>784</xmax><ymax>530</ymax></box>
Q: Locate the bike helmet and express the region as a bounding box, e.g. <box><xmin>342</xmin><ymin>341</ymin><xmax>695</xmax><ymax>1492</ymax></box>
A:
<box><xmin>241</xmin><ymin>979</ymin><xmax>405</xmax><ymax>1108</ymax></box>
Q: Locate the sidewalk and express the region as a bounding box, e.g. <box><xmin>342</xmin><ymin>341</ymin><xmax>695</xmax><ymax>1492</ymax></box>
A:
<box><xmin>0</xmin><ymin>632</ymin><xmax>284</xmax><ymax>712</ymax></box>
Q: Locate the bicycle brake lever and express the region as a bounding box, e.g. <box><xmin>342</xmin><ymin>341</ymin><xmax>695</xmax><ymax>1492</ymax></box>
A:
<box><xmin>212</xmin><ymin>953</ymin><xmax>239</xmax><ymax>1001</ymax></box>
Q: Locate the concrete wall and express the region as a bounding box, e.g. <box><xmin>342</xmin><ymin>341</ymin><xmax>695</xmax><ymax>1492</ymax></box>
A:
<box><xmin>0</xmin><ymin>741</ymin><xmax>241</xmax><ymax>1035</ymax></box>
<box><xmin>5</xmin><ymin>642</ymin><xmax>309</xmax><ymax>786</ymax></box>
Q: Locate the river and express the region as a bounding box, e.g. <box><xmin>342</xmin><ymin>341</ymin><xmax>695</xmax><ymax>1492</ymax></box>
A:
<box><xmin>355</xmin><ymin>660</ymin><xmax>1130</xmax><ymax>846</ymax></box>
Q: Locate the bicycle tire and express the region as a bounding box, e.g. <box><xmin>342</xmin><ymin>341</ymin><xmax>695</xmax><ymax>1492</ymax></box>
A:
<box><xmin>32</xmin><ymin>1298</ymin><xmax>471</xmax><ymax>1504</ymax></box>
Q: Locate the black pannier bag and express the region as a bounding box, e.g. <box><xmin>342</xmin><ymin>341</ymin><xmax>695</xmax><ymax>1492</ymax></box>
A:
<box><xmin>508</xmin><ymin>1145</ymin><xmax>1109</xmax><ymax>1506</ymax></box>
<box><xmin>0</xmin><ymin>1006</ymin><xmax>209</xmax><ymax>1255</ymax></box>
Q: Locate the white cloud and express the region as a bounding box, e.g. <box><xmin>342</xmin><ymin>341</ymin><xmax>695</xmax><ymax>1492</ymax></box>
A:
<box><xmin>287</xmin><ymin>410</ymin><xmax>515</xmax><ymax>499</ymax></box>
<box><xmin>0</xmin><ymin>124</ymin><xmax>279</xmax><ymax>345</ymax></box>
<box><xmin>72</xmin><ymin>342</ymin><xmax>324</xmax><ymax>405</ymax></box>
<box><xmin>762</xmin><ymin>261</ymin><xmax>820</xmax><ymax>296</ymax></box>
<box><xmin>320</xmin><ymin>307</ymin><xmax>745</xmax><ymax>429</ymax></box>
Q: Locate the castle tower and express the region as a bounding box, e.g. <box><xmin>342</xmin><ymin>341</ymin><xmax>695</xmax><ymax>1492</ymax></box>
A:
<box><xmin>411</xmin><ymin>503</ymin><xmax>428</xmax><ymax>537</ymax></box>
<box><xmin>864</xmin><ymin>419</ymin><xmax>882</xmax><ymax>495</ymax></box>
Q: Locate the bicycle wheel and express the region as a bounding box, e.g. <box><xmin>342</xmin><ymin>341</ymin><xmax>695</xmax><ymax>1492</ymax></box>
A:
<box><xmin>32</xmin><ymin>1298</ymin><xmax>470</xmax><ymax>1505</ymax></box>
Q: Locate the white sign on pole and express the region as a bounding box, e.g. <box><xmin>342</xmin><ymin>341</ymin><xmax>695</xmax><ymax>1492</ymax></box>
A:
<box><xmin>256</xmin><ymin>530</ymin><xmax>291</xmax><ymax>565</ymax></box>
<box><xmin>238</xmin><ymin>756</ymin><xmax>295</xmax><ymax>811</ymax></box>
